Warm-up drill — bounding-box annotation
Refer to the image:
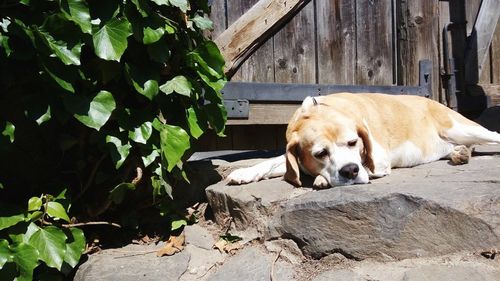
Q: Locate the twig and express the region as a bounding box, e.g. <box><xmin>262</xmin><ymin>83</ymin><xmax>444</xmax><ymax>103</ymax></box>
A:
<box><xmin>197</xmin><ymin>262</ymin><xmax>218</xmax><ymax>279</ymax></box>
<box><xmin>131</xmin><ymin>167</ymin><xmax>143</xmax><ymax>185</ymax></box>
<box><xmin>75</xmin><ymin>155</ymin><xmax>106</xmax><ymax>201</ymax></box>
<box><xmin>270</xmin><ymin>250</ymin><xmax>282</xmax><ymax>281</ymax></box>
<box><xmin>63</xmin><ymin>221</ymin><xmax>122</xmax><ymax>228</ymax></box>
<box><xmin>42</xmin><ymin>220</ymin><xmax>121</xmax><ymax>228</ymax></box>
<box><xmin>113</xmin><ymin>250</ymin><xmax>158</xmax><ymax>259</ymax></box>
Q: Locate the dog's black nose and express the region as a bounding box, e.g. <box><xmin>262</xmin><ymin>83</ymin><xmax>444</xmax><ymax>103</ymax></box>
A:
<box><xmin>339</xmin><ymin>163</ymin><xmax>359</xmax><ymax>179</ymax></box>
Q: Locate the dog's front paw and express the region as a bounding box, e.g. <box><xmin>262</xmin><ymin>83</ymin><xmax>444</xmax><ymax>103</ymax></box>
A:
<box><xmin>226</xmin><ymin>167</ymin><xmax>263</xmax><ymax>185</ymax></box>
<box><xmin>313</xmin><ymin>175</ymin><xmax>330</xmax><ymax>189</ymax></box>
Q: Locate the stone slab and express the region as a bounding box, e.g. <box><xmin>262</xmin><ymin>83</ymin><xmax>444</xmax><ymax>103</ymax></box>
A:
<box><xmin>74</xmin><ymin>244</ymin><xmax>190</xmax><ymax>281</ymax></box>
<box><xmin>206</xmin><ymin>145</ymin><xmax>500</xmax><ymax>260</ymax></box>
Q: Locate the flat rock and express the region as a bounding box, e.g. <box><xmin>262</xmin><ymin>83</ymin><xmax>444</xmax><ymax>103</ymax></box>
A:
<box><xmin>205</xmin><ymin>247</ymin><xmax>294</xmax><ymax>281</ymax></box>
<box><xmin>74</xmin><ymin>244</ymin><xmax>190</xmax><ymax>281</ymax></box>
<box><xmin>206</xmin><ymin>145</ymin><xmax>500</xmax><ymax>260</ymax></box>
<box><xmin>313</xmin><ymin>253</ymin><xmax>500</xmax><ymax>281</ymax></box>
<box><xmin>185</xmin><ymin>224</ymin><xmax>215</xmax><ymax>250</ymax></box>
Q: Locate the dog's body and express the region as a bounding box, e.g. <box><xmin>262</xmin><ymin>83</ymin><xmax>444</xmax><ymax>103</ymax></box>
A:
<box><xmin>227</xmin><ymin>93</ymin><xmax>500</xmax><ymax>188</ymax></box>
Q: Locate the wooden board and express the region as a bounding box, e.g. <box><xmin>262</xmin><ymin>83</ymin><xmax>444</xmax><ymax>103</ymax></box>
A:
<box><xmin>355</xmin><ymin>0</ymin><xmax>393</xmax><ymax>85</ymax></box>
<box><xmin>397</xmin><ymin>0</ymin><xmax>440</xmax><ymax>100</ymax></box>
<box><xmin>492</xmin><ymin>18</ymin><xmax>500</xmax><ymax>84</ymax></box>
<box><xmin>226</xmin><ymin>0</ymin><xmax>274</xmax><ymax>82</ymax></box>
<box><xmin>226</xmin><ymin>104</ymin><xmax>299</xmax><ymax>125</ymax></box>
<box><xmin>465</xmin><ymin>0</ymin><xmax>500</xmax><ymax>84</ymax></box>
<box><xmin>316</xmin><ymin>0</ymin><xmax>356</xmax><ymax>84</ymax></box>
<box><xmin>216</xmin><ymin>0</ymin><xmax>311</xmax><ymax>77</ymax></box>
<box><xmin>208</xmin><ymin>0</ymin><xmax>226</xmax><ymax>39</ymax></box>
<box><xmin>273</xmin><ymin>0</ymin><xmax>316</xmax><ymax>83</ymax></box>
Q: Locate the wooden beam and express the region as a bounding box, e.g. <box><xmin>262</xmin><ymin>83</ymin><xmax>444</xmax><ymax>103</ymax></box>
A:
<box><xmin>214</xmin><ymin>0</ymin><xmax>312</xmax><ymax>77</ymax></box>
<box><xmin>465</xmin><ymin>0</ymin><xmax>500</xmax><ymax>84</ymax></box>
<box><xmin>226</xmin><ymin>104</ymin><xmax>299</xmax><ymax>125</ymax></box>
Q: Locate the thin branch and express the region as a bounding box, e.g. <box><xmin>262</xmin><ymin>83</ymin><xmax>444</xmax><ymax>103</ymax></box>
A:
<box><xmin>75</xmin><ymin>155</ymin><xmax>106</xmax><ymax>201</ymax></box>
<box><xmin>270</xmin><ymin>250</ymin><xmax>282</xmax><ymax>281</ymax></box>
<box><xmin>42</xmin><ymin>220</ymin><xmax>121</xmax><ymax>228</ymax></box>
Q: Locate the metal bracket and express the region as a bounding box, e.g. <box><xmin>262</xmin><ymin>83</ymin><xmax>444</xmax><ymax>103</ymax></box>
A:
<box><xmin>222</xmin><ymin>60</ymin><xmax>433</xmax><ymax>119</ymax></box>
<box><xmin>223</xmin><ymin>99</ymin><xmax>249</xmax><ymax>119</ymax></box>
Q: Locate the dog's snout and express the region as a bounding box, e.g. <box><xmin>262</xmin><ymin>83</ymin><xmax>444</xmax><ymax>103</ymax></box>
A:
<box><xmin>339</xmin><ymin>163</ymin><xmax>359</xmax><ymax>179</ymax></box>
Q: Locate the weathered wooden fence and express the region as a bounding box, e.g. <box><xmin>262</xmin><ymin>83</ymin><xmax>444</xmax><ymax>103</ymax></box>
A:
<box><xmin>197</xmin><ymin>0</ymin><xmax>500</xmax><ymax>151</ymax></box>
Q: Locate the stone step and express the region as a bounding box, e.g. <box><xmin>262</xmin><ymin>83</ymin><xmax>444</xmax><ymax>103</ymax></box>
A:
<box><xmin>206</xmin><ymin>146</ymin><xmax>500</xmax><ymax>261</ymax></box>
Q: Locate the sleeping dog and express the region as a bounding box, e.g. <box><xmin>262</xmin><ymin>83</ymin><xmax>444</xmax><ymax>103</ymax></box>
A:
<box><xmin>227</xmin><ymin>93</ymin><xmax>500</xmax><ymax>188</ymax></box>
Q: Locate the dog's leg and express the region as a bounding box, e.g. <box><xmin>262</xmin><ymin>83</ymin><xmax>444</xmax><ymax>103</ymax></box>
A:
<box><xmin>449</xmin><ymin>145</ymin><xmax>472</xmax><ymax>165</ymax></box>
<box><xmin>313</xmin><ymin>175</ymin><xmax>329</xmax><ymax>189</ymax></box>
<box><xmin>444</xmin><ymin>119</ymin><xmax>500</xmax><ymax>145</ymax></box>
<box><xmin>226</xmin><ymin>155</ymin><xmax>286</xmax><ymax>185</ymax></box>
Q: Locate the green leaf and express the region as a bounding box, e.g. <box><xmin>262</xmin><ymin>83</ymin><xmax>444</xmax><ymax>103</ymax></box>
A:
<box><xmin>2</xmin><ymin>122</ymin><xmax>15</xmax><ymax>143</ymax></box>
<box><xmin>46</xmin><ymin>202</ymin><xmax>70</xmax><ymax>222</ymax></box>
<box><xmin>171</xmin><ymin>219</ymin><xmax>187</xmax><ymax>231</ymax></box>
<box><xmin>128</xmin><ymin>122</ymin><xmax>152</xmax><ymax>144</ymax></box>
<box><xmin>187</xmin><ymin>107</ymin><xmax>205</xmax><ymax>139</ymax></box>
<box><xmin>150</xmin><ymin>0</ymin><xmax>168</xmax><ymax>5</ymax></box>
<box><xmin>35</xmin><ymin>106</ymin><xmax>51</xmax><ymax>125</ymax></box>
<box><xmin>191</xmin><ymin>14</ymin><xmax>213</xmax><ymax>30</ymax></box>
<box><xmin>143</xmin><ymin>26</ymin><xmax>164</xmax><ymax>45</ymax></box>
<box><xmin>28</xmin><ymin>226</ymin><xmax>66</xmax><ymax>270</ymax></box>
<box><xmin>169</xmin><ymin>0</ymin><xmax>188</xmax><ymax>12</ymax></box>
<box><xmin>27</xmin><ymin>197</ymin><xmax>42</xmax><ymax>212</ymax></box>
<box><xmin>68</xmin><ymin>91</ymin><xmax>116</xmax><ymax>131</ymax></box>
<box><xmin>63</xmin><ymin>228</ymin><xmax>85</xmax><ymax>268</ymax></box>
<box><xmin>159</xmin><ymin>124</ymin><xmax>190</xmax><ymax>172</ymax></box>
<box><xmin>0</xmin><ymin>34</ymin><xmax>12</xmax><ymax>57</ymax></box>
<box><xmin>10</xmin><ymin>243</ymin><xmax>38</xmax><ymax>281</ymax></box>
<box><xmin>125</xmin><ymin>63</ymin><xmax>159</xmax><ymax>100</ymax></box>
<box><xmin>0</xmin><ymin>214</ymin><xmax>24</xmax><ymax>231</ymax></box>
<box><xmin>204</xmin><ymin>102</ymin><xmax>226</xmax><ymax>136</ymax></box>
<box><xmin>159</xmin><ymin>75</ymin><xmax>192</xmax><ymax>96</ymax></box>
<box><xmin>109</xmin><ymin>182</ymin><xmax>136</xmax><ymax>204</ymax></box>
<box><xmin>59</xmin><ymin>0</ymin><xmax>92</xmax><ymax>34</ymax></box>
<box><xmin>34</xmin><ymin>28</ymin><xmax>82</xmax><ymax>66</ymax></box>
<box><xmin>41</xmin><ymin>58</ymin><xmax>76</xmax><ymax>93</ymax></box>
<box><xmin>141</xmin><ymin>149</ymin><xmax>159</xmax><ymax>167</ymax></box>
<box><xmin>0</xmin><ymin>240</ymin><xmax>13</xmax><ymax>269</ymax></box>
<box><xmin>106</xmin><ymin>136</ymin><xmax>131</xmax><ymax>169</ymax></box>
<box><xmin>93</xmin><ymin>18</ymin><xmax>132</xmax><ymax>61</ymax></box>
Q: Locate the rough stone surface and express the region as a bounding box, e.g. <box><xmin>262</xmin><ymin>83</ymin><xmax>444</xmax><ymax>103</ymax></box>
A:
<box><xmin>74</xmin><ymin>244</ymin><xmax>190</xmax><ymax>281</ymax></box>
<box><xmin>185</xmin><ymin>224</ymin><xmax>215</xmax><ymax>250</ymax></box>
<box><xmin>179</xmin><ymin>244</ymin><xmax>225</xmax><ymax>281</ymax></box>
<box><xmin>313</xmin><ymin>253</ymin><xmax>500</xmax><ymax>281</ymax></box>
<box><xmin>204</xmin><ymin>247</ymin><xmax>294</xmax><ymax>281</ymax></box>
<box><xmin>207</xmin><ymin>145</ymin><xmax>500</xmax><ymax>260</ymax></box>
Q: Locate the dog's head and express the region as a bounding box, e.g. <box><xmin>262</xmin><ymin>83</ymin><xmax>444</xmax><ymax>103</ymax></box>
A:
<box><xmin>284</xmin><ymin>96</ymin><xmax>375</xmax><ymax>187</ymax></box>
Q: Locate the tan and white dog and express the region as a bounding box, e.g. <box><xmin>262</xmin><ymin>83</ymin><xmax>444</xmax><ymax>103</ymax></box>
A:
<box><xmin>227</xmin><ymin>93</ymin><xmax>500</xmax><ymax>188</ymax></box>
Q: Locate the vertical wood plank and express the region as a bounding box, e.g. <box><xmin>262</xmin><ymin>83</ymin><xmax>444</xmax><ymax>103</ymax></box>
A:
<box><xmin>273</xmin><ymin>1</ymin><xmax>316</xmax><ymax>83</ymax></box>
<box><xmin>226</xmin><ymin>0</ymin><xmax>274</xmax><ymax>82</ymax></box>
<box><xmin>355</xmin><ymin>0</ymin><xmax>393</xmax><ymax>85</ymax></box>
<box><xmin>397</xmin><ymin>0</ymin><xmax>440</xmax><ymax>100</ymax></box>
<box><xmin>438</xmin><ymin>1</ymin><xmax>450</xmax><ymax>104</ymax></box>
<box><xmin>492</xmin><ymin>19</ymin><xmax>500</xmax><ymax>83</ymax></box>
<box><xmin>208</xmin><ymin>0</ymin><xmax>227</xmax><ymax>39</ymax></box>
<box><xmin>316</xmin><ymin>0</ymin><xmax>356</xmax><ymax>84</ymax></box>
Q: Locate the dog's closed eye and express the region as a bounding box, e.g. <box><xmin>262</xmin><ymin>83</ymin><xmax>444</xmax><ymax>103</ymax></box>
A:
<box><xmin>347</xmin><ymin>139</ymin><xmax>358</xmax><ymax>147</ymax></box>
<box><xmin>314</xmin><ymin>148</ymin><xmax>329</xmax><ymax>159</ymax></box>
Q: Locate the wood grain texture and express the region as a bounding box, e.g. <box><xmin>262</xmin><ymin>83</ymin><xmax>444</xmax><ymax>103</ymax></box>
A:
<box><xmin>397</xmin><ymin>0</ymin><xmax>440</xmax><ymax>100</ymax></box>
<box><xmin>216</xmin><ymin>0</ymin><xmax>312</xmax><ymax>77</ymax></box>
<box><xmin>208</xmin><ymin>0</ymin><xmax>226</xmax><ymax>39</ymax></box>
<box><xmin>464</xmin><ymin>0</ymin><xmax>500</xmax><ymax>84</ymax></box>
<box><xmin>226</xmin><ymin>0</ymin><xmax>274</xmax><ymax>82</ymax></box>
<box><xmin>355</xmin><ymin>0</ymin><xmax>393</xmax><ymax>85</ymax></box>
<box><xmin>491</xmin><ymin>18</ymin><xmax>500</xmax><ymax>84</ymax></box>
<box><xmin>316</xmin><ymin>0</ymin><xmax>356</xmax><ymax>84</ymax></box>
<box><xmin>273</xmin><ymin>0</ymin><xmax>316</xmax><ymax>83</ymax></box>
<box><xmin>226</xmin><ymin>104</ymin><xmax>299</xmax><ymax>125</ymax></box>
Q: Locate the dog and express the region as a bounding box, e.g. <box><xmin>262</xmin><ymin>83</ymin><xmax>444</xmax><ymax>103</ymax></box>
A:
<box><xmin>227</xmin><ymin>93</ymin><xmax>500</xmax><ymax>188</ymax></box>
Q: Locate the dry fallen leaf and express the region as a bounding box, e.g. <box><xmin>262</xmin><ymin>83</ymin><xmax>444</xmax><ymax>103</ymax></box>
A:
<box><xmin>157</xmin><ymin>231</ymin><xmax>185</xmax><ymax>257</ymax></box>
<box><xmin>213</xmin><ymin>238</ymin><xmax>242</xmax><ymax>255</ymax></box>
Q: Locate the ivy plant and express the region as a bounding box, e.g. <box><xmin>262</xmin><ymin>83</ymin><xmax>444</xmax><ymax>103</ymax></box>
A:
<box><xmin>0</xmin><ymin>0</ymin><xmax>226</xmax><ymax>278</ymax></box>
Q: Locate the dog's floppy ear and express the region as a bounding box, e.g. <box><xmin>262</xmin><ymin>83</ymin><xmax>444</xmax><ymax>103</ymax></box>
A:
<box><xmin>284</xmin><ymin>134</ymin><xmax>302</xmax><ymax>187</ymax></box>
<box><xmin>357</xmin><ymin>124</ymin><xmax>375</xmax><ymax>173</ymax></box>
